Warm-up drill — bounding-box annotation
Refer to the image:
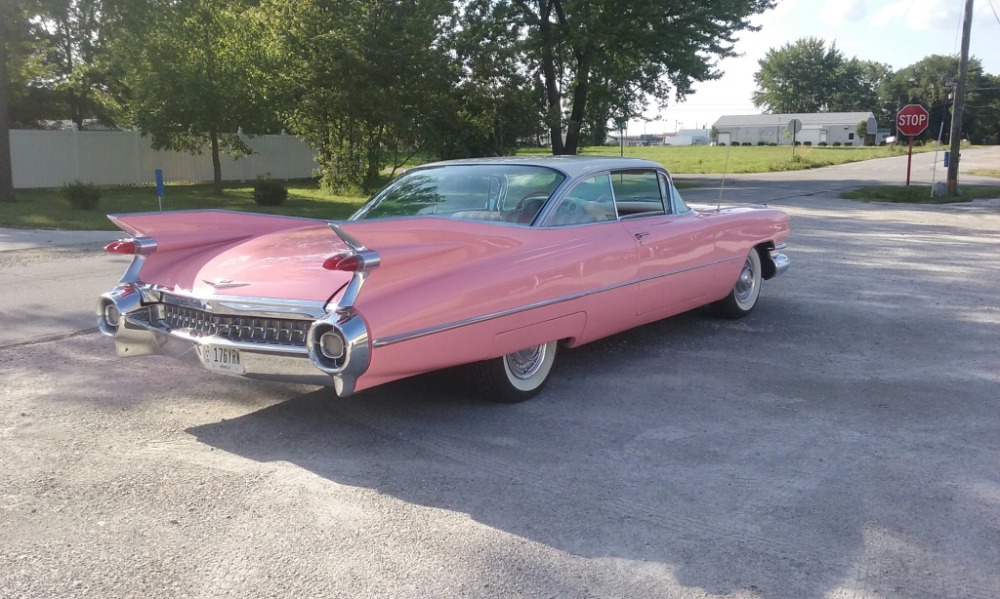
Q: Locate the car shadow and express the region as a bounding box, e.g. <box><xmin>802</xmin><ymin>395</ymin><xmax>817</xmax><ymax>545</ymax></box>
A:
<box><xmin>186</xmin><ymin>311</ymin><xmax>873</xmax><ymax>599</ymax></box>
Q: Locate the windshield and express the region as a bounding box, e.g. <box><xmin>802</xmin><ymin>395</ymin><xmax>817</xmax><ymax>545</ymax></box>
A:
<box><xmin>350</xmin><ymin>164</ymin><xmax>565</xmax><ymax>223</ymax></box>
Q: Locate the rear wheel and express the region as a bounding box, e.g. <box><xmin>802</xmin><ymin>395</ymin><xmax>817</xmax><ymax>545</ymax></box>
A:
<box><xmin>715</xmin><ymin>248</ymin><xmax>762</xmax><ymax>319</ymax></box>
<box><xmin>471</xmin><ymin>341</ymin><xmax>559</xmax><ymax>403</ymax></box>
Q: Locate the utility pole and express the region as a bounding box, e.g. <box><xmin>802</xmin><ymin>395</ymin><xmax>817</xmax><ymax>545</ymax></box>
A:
<box><xmin>947</xmin><ymin>0</ymin><xmax>974</xmax><ymax>195</ymax></box>
<box><xmin>0</xmin><ymin>4</ymin><xmax>16</xmax><ymax>202</ymax></box>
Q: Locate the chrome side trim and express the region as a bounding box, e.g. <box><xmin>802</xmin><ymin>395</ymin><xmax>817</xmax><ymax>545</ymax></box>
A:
<box><xmin>372</xmin><ymin>255</ymin><xmax>742</xmax><ymax>347</ymax></box>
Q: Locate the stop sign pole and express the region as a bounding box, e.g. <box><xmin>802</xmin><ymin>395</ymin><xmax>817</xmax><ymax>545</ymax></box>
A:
<box><xmin>897</xmin><ymin>104</ymin><xmax>930</xmax><ymax>187</ymax></box>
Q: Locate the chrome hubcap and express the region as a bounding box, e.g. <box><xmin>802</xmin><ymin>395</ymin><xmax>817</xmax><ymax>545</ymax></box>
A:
<box><xmin>506</xmin><ymin>345</ymin><xmax>546</xmax><ymax>380</ymax></box>
<box><xmin>735</xmin><ymin>258</ymin><xmax>756</xmax><ymax>303</ymax></box>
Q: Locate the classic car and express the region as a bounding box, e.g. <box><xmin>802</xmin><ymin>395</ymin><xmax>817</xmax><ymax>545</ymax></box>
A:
<box><xmin>98</xmin><ymin>156</ymin><xmax>789</xmax><ymax>402</ymax></box>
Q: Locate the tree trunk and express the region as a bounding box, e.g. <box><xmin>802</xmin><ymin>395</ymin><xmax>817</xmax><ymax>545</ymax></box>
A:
<box><xmin>538</xmin><ymin>15</ymin><xmax>564</xmax><ymax>155</ymax></box>
<box><xmin>210</xmin><ymin>129</ymin><xmax>222</xmax><ymax>195</ymax></box>
<box><xmin>0</xmin><ymin>8</ymin><xmax>14</xmax><ymax>202</ymax></box>
<box><xmin>563</xmin><ymin>53</ymin><xmax>591</xmax><ymax>155</ymax></box>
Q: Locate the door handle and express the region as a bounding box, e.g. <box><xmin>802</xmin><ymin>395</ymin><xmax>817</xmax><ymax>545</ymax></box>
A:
<box><xmin>634</xmin><ymin>232</ymin><xmax>648</xmax><ymax>240</ymax></box>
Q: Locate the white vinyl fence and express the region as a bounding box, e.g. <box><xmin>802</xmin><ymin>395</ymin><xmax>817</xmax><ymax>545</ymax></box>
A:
<box><xmin>10</xmin><ymin>129</ymin><xmax>318</xmax><ymax>189</ymax></box>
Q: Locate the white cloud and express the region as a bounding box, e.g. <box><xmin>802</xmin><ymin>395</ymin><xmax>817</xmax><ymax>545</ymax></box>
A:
<box><xmin>871</xmin><ymin>0</ymin><xmax>962</xmax><ymax>31</ymax></box>
<box><xmin>821</xmin><ymin>0</ymin><xmax>868</xmax><ymax>26</ymax></box>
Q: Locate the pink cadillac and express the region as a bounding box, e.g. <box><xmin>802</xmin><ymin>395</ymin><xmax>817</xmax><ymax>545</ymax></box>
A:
<box><xmin>98</xmin><ymin>156</ymin><xmax>789</xmax><ymax>402</ymax></box>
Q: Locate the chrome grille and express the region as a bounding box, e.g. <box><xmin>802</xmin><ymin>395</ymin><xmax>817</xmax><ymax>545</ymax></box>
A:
<box><xmin>160</xmin><ymin>304</ymin><xmax>311</xmax><ymax>346</ymax></box>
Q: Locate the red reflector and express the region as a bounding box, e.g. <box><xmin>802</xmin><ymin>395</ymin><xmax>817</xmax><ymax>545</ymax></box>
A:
<box><xmin>105</xmin><ymin>239</ymin><xmax>137</xmax><ymax>255</ymax></box>
<box><xmin>322</xmin><ymin>253</ymin><xmax>362</xmax><ymax>271</ymax></box>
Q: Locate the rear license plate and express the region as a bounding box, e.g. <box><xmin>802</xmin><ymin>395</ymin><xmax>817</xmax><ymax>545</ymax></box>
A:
<box><xmin>198</xmin><ymin>345</ymin><xmax>244</xmax><ymax>374</ymax></box>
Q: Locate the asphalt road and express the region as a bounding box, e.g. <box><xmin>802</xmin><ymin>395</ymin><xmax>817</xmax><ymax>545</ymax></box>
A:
<box><xmin>1</xmin><ymin>152</ymin><xmax>998</xmax><ymax>598</ymax></box>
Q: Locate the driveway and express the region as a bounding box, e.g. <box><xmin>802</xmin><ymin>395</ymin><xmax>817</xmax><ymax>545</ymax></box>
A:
<box><xmin>1</xmin><ymin>155</ymin><xmax>998</xmax><ymax>598</ymax></box>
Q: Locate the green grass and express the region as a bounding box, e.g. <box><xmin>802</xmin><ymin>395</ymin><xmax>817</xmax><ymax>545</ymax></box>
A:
<box><xmin>840</xmin><ymin>185</ymin><xmax>1000</xmax><ymax>204</ymax></box>
<box><xmin>0</xmin><ymin>144</ymin><xmax>981</xmax><ymax>230</ymax></box>
<box><xmin>0</xmin><ymin>180</ymin><xmax>366</xmax><ymax>230</ymax></box>
<box><xmin>520</xmin><ymin>143</ymin><xmax>935</xmax><ymax>174</ymax></box>
<box><xmin>967</xmin><ymin>169</ymin><xmax>1000</xmax><ymax>178</ymax></box>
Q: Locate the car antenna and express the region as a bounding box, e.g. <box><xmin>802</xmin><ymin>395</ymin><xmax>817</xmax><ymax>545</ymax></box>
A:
<box><xmin>718</xmin><ymin>141</ymin><xmax>732</xmax><ymax>212</ymax></box>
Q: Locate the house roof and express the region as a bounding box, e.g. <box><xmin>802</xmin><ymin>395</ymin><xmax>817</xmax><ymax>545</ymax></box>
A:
<box><xmin>714</xmin><ymin>112</ymin><xmax>875</xmax><ymax>128</ymax></box>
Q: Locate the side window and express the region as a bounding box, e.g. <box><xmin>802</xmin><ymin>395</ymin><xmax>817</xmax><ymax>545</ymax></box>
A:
<box><xmin>611</xmin><ymin>170</ymin><xmax>666</xmax><ymax>218</ymax></box>
<box><xmin>550</xmin><ymin>174</ymin><xmax>616</xmax><ymax>225</ymax></box>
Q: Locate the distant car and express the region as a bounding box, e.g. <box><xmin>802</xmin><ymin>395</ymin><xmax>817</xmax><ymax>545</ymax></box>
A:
<box><xmin>98</xmin><ymin>156</ymin><xmax>789</xmax><ymax>402</ymax></box>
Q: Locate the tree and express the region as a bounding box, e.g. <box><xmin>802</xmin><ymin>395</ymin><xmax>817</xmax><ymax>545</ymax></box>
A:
<box><xmin>970</xmin><ymin>73</ymin><xmax>1000</xmax><ymax>145</ymax></box>
<box><xmin>752</xmin><ymin>38</ymin><xmax>891</xmax><ymax>116</ymax></box>
<box><xmin>261</xmin><ymin>0</ymin><xmax>458</xmax><ymax>191</ymax></box>
<box><xmin>881</xmin><ymin>55</ymin><xmax>993</xmax><ymax>143</ymax></box>
<box><xmin>32</xmin><ymin>0</ymin><xmax>126</xmax><ymax>129</ymax></box>
<box><xmin>119</xmin><ymin>0</ymin><xmax>279</xmax><ymax>194</ymax></box>
<box><xmin>465</xmin><ymin>0</ymin><xmax>776</xmax><ymax>155</ymax></box>
<box><xmin>442</xmin><ymin>2</ymin><xmax>545</xmax><ymax>157</ymax></box>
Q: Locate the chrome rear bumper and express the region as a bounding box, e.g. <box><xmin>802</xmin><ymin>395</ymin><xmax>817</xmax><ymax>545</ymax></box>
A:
<box><xmin>97</xmin><ymin>284</ymin><xmax>370</xmax><ymax>396</ymax></box>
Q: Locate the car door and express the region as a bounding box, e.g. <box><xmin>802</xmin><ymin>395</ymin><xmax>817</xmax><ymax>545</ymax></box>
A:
<box><xmin>613</xmin><ymin>170</ymin><xmax>717</xmax><ymax>317</ymax></box>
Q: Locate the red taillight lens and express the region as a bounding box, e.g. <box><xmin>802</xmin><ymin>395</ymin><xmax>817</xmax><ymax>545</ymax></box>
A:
<box><xmin>105</xmin><ymin>239</ymin><xmax>137</xmax><ymax>254</ymax></box>
<box><xmin>322</xmin><ymin>253</ymin><xmax>362</xmax><ymax>271</ymax></box>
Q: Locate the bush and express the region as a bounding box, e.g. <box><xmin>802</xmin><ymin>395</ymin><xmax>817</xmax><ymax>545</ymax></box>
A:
<box><xmin>717</xmin><ymin>142</ymin><xmax>726</xmax><ymax>146</ymax></box>
<box><xmin>803</xmin><ymin>141</ymin><xmax>812</xmax><ymax>146</ymax></box>
<box><xmin>832</xmin><ymin>141</ymin><xmax>842</xmax><ymax>147</ymax></box>
<box><xmin>742</xmin><ymin>142</ymin><xmax>752</xmax><ymax>146</ymax></box>
<box><xmin>63</xmin><ymin>181</ymin><xmax>101</xmax><ymax>210</ymax></box>
<box><xmin>757</xmin><ymin>141</ymin><xmax>768</xmax><ymax>146</ymax></box>
<box><xmin>794</xmin><ymin>141</ymin><xmax>801</xmax><ymax>146</ymax></box>
<box><xmin>818</xmin><ymin>142</ymin><xmax>828</xmax><ymax>147</ymax></box>
<box><xmin>253</xmin><ymin>177</ymin><xmax>288</xmax><ymax>206</ymax></box>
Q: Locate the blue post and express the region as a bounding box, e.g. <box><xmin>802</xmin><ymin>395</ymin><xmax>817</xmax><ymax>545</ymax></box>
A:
<box><xmin>155</xmin><ymin>169</ymin><xmax>164</xmax><ymax>211</ymax></box>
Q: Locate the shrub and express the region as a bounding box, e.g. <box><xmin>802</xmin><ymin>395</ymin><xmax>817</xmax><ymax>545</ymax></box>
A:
<box><xmin>63</xmin><ymin>181</ymin><xmax>101</xmax><ymax>210</ymax></box>
<box><xmin>253</xmin><ymin>177</ymin><xmax>288</xmax><ymax>206</ymax></box>
<box><xmin>757</xmin><ymin>141</ymin><xmax>768</xmax><ymax>146</ymax></box>
<box><xmin>832</xmin><ymin>141</ymin><xmax>842</xmax><ymax>147</ymax></box>
<box><xmin>794</xmin><ymin>141</ymin><xmax>801</xmax><ymax>146</ymax></box>
<box><xmin>742</xmin><ymin>142</ymin><xmax>752</xmax><ymax>146</ymax></box>
<box><xmin>818</xmin><ymin>141</ymin><xmax>828</xmax><ymax>147</ymax></box>
<box><xmin>717</xmin><ymin>142</ymin><xmax>726</xmax><ymax>146</ymax></box>
<box><xmin>803</xmin><ymin>141</ymin><xmax>812</xmax><ymax>146</ymax></box>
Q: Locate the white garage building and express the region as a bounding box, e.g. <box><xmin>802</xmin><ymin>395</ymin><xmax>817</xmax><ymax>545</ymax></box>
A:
<box><xmin>713</xmin><ymin>112</ymin><xmax>878</xmax><ymax>146</ymax></box>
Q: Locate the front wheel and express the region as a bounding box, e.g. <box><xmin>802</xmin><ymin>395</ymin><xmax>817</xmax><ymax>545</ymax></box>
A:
<box><xmin>471</xmin><ymin>341</ymin><xmax>559</xmax><ymax>403</ymax></box>
<box><xmin>715</xmin><ymin>248</ymin><xmax>762</xmax><ymax>319</ymax></box>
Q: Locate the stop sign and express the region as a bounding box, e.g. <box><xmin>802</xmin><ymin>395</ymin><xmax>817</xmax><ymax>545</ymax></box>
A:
<box><xmin>897</xmin><ymin>104</ymin><xmax>930</xmax><ymax>136</ymax></box>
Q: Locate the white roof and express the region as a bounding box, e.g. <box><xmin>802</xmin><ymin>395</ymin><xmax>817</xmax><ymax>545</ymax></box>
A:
<box><xmin>714</xmin><ymin>112</ymin><xmax>875</xmax><ymax>128</ymax></box>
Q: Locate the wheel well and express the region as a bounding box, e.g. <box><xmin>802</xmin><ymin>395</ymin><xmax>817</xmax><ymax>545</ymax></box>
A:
<box><xmin>756</xmin><ymin>242</ymin><xmax>777</xmax><ymax>280</ymax></box>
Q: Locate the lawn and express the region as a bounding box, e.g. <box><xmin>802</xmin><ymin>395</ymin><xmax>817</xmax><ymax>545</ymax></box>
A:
<box><xmin>0</xmin><ymin>180</ymin><xmax>365</xmax><ymax>230</ymax></box>
<box><xmin>521</xmin><ymin>143</ymin><xmax>935</xmax><ymax>174</ymax></box>
<box><xmin>840</xmin><ymin>185</ymin><xmax>1000</xmax><ymax>204</ymax></box>
<box><xmin>0</xmin><ymin>143</ymin><xmax>975</xmax><ymax>230</ymax></box>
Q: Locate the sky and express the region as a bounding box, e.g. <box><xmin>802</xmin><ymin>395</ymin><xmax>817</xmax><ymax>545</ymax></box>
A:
<box><xmin>634</xmin><ymin>0</ymin><xmax>1000</xmax><ymax>135</ymax></box>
